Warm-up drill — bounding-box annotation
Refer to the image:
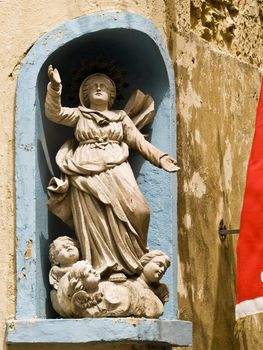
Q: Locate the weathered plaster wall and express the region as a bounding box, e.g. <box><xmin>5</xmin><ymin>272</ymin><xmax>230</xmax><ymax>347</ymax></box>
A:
<box><xmin>190</xmin><ymin>0</ymin><xmax>263</xmax><ymax>67</ymax></box>
<box><xmin>0</xmin><ymin>0</ymin><xmax>262</xmax><ymax>350</ymax></box>
<box><xmin>174</xmin><ymin>33</ymin><xmax>261</xmax><ymax>350</ymax></box>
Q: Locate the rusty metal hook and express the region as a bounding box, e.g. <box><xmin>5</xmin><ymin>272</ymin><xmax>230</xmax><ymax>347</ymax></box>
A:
<box><xmin>218</xmin><ymin>219</ymin><xmax>240</xmax><ymax>241</ymax></box>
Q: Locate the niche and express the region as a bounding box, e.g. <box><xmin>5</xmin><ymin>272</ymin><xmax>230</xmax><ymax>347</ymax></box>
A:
<box><xmin>8</xmin><ymin>12</ymin><xmax>192</xmax><ymax>346</ymax></box>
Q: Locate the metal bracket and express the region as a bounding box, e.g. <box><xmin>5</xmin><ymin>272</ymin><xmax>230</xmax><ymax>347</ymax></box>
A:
<box><xmin>219</xmin><ymin>219</ymin><xmax>240</xmax><ymax>241</ymax></box>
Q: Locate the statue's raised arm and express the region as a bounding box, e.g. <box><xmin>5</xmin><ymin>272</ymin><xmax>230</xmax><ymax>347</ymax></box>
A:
<box><xmin>48</xmin><ymin>65</ymin><xmax>61</xmax><ymax>91</ymax></box>
<box><xmin>45</xmin><ymin>66</ymin><xmax>80</xmax><ymax>127</ymax></box>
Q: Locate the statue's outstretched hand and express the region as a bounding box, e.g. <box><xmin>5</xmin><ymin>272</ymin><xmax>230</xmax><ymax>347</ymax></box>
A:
<box><xmin>48</xmin><ymin>65</ymin><xmax>61</xmax><ymax>91</ymax></box>
<box><xmin>160</xmin><ymin>155</ymin><xmax>180</xmax><ymax>172</ymax></box>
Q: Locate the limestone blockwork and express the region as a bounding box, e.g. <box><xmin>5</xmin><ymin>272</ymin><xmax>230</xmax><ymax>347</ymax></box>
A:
<box><xmin>190</xmin><ymin>0</ymin><xmax>262</xmax><ymax>67</ymax></box>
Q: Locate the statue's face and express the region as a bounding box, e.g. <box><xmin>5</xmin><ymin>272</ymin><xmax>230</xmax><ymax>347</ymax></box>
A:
<box><xmin>82</xmin><ymin>267</ymin><xmax>100</xmax><ymax>292</ymax></box>
<box><xmin>143</xmin><ymin>256</ymin><xmax>168</xmax><ymax>283</ymax></box>
<box><xmin>87</xmin><ymin>76</ymin><xmax>111</xmax><ymax>106</ymax></box>
<box><xmin>55</xmin><ymin>240</ymin><xmax>80</xmax><ymax>266</ymax></box>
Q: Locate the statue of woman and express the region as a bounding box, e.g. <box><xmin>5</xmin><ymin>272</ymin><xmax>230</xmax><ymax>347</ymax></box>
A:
<box><xmin>45</xmin><ymin>65</ymin><xmax>178</xmax><ymax>280</ymax></box>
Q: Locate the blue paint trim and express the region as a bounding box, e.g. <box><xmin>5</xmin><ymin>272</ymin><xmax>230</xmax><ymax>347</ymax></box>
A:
<box><xmin>6</xmin><ymin>318</ymin><xmax>192</xmax><ymax>346</ymax></box>
<box><xmin>13</xmin><ymin>10</ymin><xmax>192</xmax><ymax>345</ymax></box>
<box><xmin>16</xmin><ymin>55</ymin><xmax>38</xmax><ymax>319</ymax></box>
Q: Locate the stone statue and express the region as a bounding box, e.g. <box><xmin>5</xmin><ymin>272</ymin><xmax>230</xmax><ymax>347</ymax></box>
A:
<box><xmin>45</xmin><ymin>65</ymin><xmax>178</xmax><ymax>317</ymax></box>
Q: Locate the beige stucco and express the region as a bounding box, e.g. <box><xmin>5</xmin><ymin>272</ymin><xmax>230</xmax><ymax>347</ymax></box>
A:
<box><xmin>175</xmin><ymin>32</ymin><xmax>261</xmax><ymax>350</ymax></box>
<box><xmin>0</xmin><ymin>1</ymin><xmax>262</xmax><ymax>349</ymax></box>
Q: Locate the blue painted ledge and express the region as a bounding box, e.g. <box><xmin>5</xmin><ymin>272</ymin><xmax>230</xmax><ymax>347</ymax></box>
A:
<box><xmin>6</xmin><ymin>318</ymin><xmax>192</xmax><ymax>346</ymax></box>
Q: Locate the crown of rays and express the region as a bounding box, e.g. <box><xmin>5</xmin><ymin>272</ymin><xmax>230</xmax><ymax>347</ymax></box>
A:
<box><xmin>68</xmin><ymin>57</ymin><xmax>129</xmax><ymax>104</ymax></box>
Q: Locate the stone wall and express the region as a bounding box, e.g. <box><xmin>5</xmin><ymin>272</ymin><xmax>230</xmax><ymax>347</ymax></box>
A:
<box><xmin>0</xmin><ymin>1</ymin><xmax>262</xmax><ymax>350</ymax></box>
<box><xmin>190</xmin><ymin>0</ymin><xmax>262</xmax><ymax>67</ymax></box>
<box><xmin>175</xmin><ymin>33</ymin><xmax>261</xmax><ymax>350</ymax></box>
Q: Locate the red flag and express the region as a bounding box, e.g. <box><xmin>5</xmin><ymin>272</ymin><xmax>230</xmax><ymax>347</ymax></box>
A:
<box><xmin>236</xmin><ymin>78</ymin><xmax>263</xmax><ymax>319</ymax></box>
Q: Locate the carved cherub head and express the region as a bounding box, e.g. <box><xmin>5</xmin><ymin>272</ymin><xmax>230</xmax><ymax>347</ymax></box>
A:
<box><xmin>79</xmin><ymin>73</ymin><xmax>116</xmax><ymax>108</ymax></box>
<box><xmin>53</xmin><ymin>261</ymin><xmax>102</xmax><ymax>317</ymax></box>
<box><xmin>49</xmin><ymin>236</ymin><xmax>80</xmax><ymax>267</ymax></box>
<box><xmin>140</xmin><ymin>250</ymin><xmax>171</xmax><ymax>284</ymax></box>
<box><xmin>67</xmin><ymin>261</ymin><xmax>101</xmax><ymax>296</ymax></box>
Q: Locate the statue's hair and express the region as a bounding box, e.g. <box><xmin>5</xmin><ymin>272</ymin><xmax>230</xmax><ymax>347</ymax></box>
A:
<box><xmin>140</xmin><ymin>250</ymin><xmax>171</xmax><ymax>268</ymax></box>
<box><xmin>79</xmin><ymin>73</ymin><xmax>116</xmax><ymax>108</ymax></box>
<box><xmin>49</xmin><ymin>236</ymin><xmax>79</xmax><ymax>266</ymax></box>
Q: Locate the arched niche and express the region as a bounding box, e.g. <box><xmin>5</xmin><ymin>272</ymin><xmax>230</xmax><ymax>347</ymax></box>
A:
<box><xmin>8</xmin><ymin>11</ymin><xmax>192</xmax><ymax>346</ymax></box>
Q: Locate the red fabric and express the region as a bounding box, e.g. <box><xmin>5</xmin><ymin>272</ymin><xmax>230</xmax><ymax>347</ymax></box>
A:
<box><xmin>237</xmin><ymin>78</ymin><xmax>263</xmax><ymax>305</ymax></box>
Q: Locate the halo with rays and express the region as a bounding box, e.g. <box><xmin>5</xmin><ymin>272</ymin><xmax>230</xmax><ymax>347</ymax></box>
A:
<box><xmin>67</xmin><ymin>56</ymin><xmax>129</xmax><ymax>105</ymax></box>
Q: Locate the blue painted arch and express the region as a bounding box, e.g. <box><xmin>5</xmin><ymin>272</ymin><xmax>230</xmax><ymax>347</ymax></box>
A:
<box><xmin>12</xmin><ymin>11</ymin><xmax>192</xmax><ymax>346</ymax></box>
